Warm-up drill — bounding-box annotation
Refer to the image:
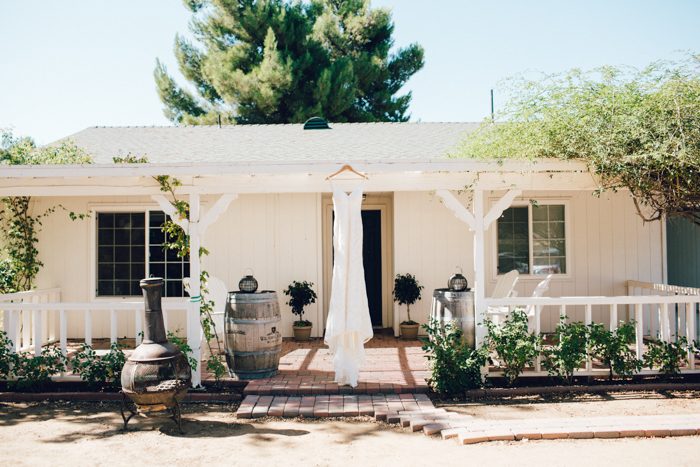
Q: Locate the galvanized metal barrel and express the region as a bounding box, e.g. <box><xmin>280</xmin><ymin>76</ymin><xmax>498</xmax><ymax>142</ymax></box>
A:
<box><xmin>225</xmin><ymin>291</ymin><xmax>282</xmax><ymax>379</ymax></box>
<box><xmin>430</xmin><ymin>288</ymin><xmax>475</xmax><ymax>349</ymax></box>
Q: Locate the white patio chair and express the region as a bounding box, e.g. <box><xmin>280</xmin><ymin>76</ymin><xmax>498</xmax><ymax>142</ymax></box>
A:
<box><xmin>486</xmin><ymin>269</ymin><xmax>519</xmax><ymax>322</ymax></box>
<box><xmin>524</xmin><ymin>274</ymin><xmax>553</xmax><ymax>334</ymax></box>
<box><xmin>184</xmin><ymin>276</ymin><xmax>229</xmax><ymax>355</ymax></box>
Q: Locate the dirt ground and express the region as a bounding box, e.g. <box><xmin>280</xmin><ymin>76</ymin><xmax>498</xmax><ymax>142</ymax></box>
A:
<box><xmin>2</xmin><ymin>392</ymin><xmax>700</xmax><ymax>467</ymax></box>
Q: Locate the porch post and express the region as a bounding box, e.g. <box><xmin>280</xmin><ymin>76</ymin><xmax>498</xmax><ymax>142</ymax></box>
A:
<box><xmin>473</xmin><ymin>189</ymin><xmax>486</xmax><ymax>347</ymax></box>
<box><xmin>188</xmin><ymin>193</ymin><xmax>202</xmax><ymax>387</ymax></box>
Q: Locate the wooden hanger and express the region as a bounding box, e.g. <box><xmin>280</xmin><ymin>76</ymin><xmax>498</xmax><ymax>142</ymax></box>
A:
<box><xmin>325</xmin><ymin>164</ymin><xmax>369</xmax><ymax>180</ymax></box>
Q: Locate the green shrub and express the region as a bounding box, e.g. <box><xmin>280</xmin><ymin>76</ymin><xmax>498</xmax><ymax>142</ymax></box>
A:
<box><xmin>10</xmin><ymin>345</ymin><xmax>67</xmax><ymax>391</ymax></box>
<box><xmin>283</xmin><ymin>280</ymin><xmax>317</xmax><ymax>327</ymax></box>
<box><xmin>70</xmin><ymin>342</ymin><xmax>126</xmax><ymax>388</ymax></box>
<box><xmin>644</xmin><ymin>335</ymin><xmax>691</xmax><ymax>377</ymax></box>
<box><xmin>166</xmin><ymin>329</ymin><xmax>198</xmax><ymax>371</ymax></box>
<box><xmin>542</xmin><ymin>319</ymin><xmax>589</xmax><ymax>385</ymax></box>
<box><xmin>0</xmin><ymin>330</ymin><xmax>19</xmax><ymax>379</ymax></box>
<box><xmin>393</xmin><ymin>273</ymin><xmax>423</xmax><ymax>325</ymax></box>
<box><xmin>420</xmin><ymin>318</ymin><xmax>489</xmax><ymax>393</ymax></box>
<box><xmin>483</xmin><ymin>308</ymin><xmax>542</xmax><ymax>386</ymax></box>
<box><xmin>588</xmin><ymin>321</ymin><xmax>642</xmax><ymax>381</ymax></box>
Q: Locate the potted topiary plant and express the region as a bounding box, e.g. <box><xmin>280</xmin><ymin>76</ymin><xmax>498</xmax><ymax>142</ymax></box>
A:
<box><xmin>283</xmin><ymin>280</ymin><xmax>318</xmax><ymax>341</ymax></box>
<box><xmin>393</xmin><ymin>273</ymin><xmax>424</xmax><ymax>339</ymax></box>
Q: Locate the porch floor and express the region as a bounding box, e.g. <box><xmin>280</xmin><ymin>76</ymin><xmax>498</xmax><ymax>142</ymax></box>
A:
<box><xmin>209</xmin><ymin>334</ymin><xmax>431</xmax><ymax>395</ymax></box>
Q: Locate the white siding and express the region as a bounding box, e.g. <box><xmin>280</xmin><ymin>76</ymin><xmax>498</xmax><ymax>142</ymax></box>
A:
<box><xmin>33</xmin><ymin>193</ymin><xmax>322</xmax><ymax>339</ymax></box>
<box><xmin>394</xmin><ymin>190</ymin><xmax>665</xmax><ymax>334</ymax></box>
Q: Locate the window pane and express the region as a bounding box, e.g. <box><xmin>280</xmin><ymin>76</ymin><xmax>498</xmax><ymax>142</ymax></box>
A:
<box><xmin>131</xmin><ymin>246</ymin><xmax>145</xmax><ymax>263</ymax></box>
<box><xmin>131</xmin><ymin>228</ymin><xmax>145</xmax><ymax>245</ymax></box>
<box><xmin>550</xmin><ymin>240</ymin><xmax>566</xmax><ymax>256</ymax></box>
<box><xmin>98</xmin><ymin>229</ymin><xmax>114</xmax><ymax>246</ymax></box>
<box><xmin>149</xmin><ymin>228</ymin><xmax>165</xmax><ymax>245</ymax></box>
<box><xmin>115</xmin><ymin>246</ymin><xmax>130</xmax><ymax>262</ymax></box>
<box><xmin>166</xmin><ymin>280</ymin><xmax>183</xmax><ymax>298</ymax></box>
<box><xmin>149</xmin><ymin>211</ymin><xmax>165</xmax><ymax>227</ymax></box>
<box><xmin>166</xmin><ymin>247</ymin><xmax>180</xmax><ymax>262</ymax></box>
<box><xmin>549</xmin><ymin>221</ymin><xmax>565</xmax><ymax>239</ymax></box>
<box><xmin>532</xmin><ymin>205</ymin><xmax>548</xmax><ymax>221</ymax></box>
<box><xmin>549</xmin><ymin>205</ymin><xmax>565</xmax><ymax>221</ymax></box>
<box><xmin>513</xmin><ymin>207</ymin><xmax>528</xmax><ymax>222</ymax></box>
<box><xmin>114</xmin><ymin>281</ymin><xmax>131</xmax><ymax>296</ymax></box>
<box><xmin>149</xmin><ymin>245</ymin><xmax>165</xmax><ymax>262</ymax></box>
<box><xmin>98</xmin><ymin>246</ymin><xmax>114</xmax><ymax>263</ymax></box>
<box><xmin>131</xmin><ymin>281</ymin><xmax>142</xmax><ymax>296</ymax></box>
<box><xmin>115</xmin><ymin>213</ymin><xmax>131</xmax><ymax>229</ymax></box>
<box><xmin>166</xmin><ymin>262</ymin><xmax>182</xmax><ymax>279</ymax></box>
<box><xmin>534</xmin><ymin>257</ymin><xmax>565</xmax><ymax>274</ymax></box>
<box><xmin>131</xmin><ymin>263</ymin><xmax>145</xmax><ymax>279</ymax></box>
<box><xmin>150</xmin><ymin>263</ymin><xmax>165</xmax><ymax>278</ymax></box>
<box><xmin>532</xmin><ymin>222</ymin><xmax>549</xmax><ymax>240</ymax></box>
<box><xmin>98</xmin><ymin>213</ymin><xmax>114</xmax><ymax>228</ymax></box>
<box><xmin>98</xmin><ymin>281</ymin><xmax>113</xmax><ymax>296</ymax></box>
<box><xmin>98</xmin><ymin>263</ymin><xmax>113</xmax><ymax>280</ymax></box>
<box><xmin>115</xmin><ymin>263</ymin><xmax>130</xmax><ymax>280</ymax></box>
<box><xmin>131</xmin><ymin>213</ymin><xmax>145</xmax><ymax>229</ymax></box>
<box><xmin>114</xmin><ymin>229</ymin><xmax>130</xmax><ymax>245</ymax></box>
<box><xmin>497</xmin><ymin>207</ymin><xmax>531</xmax><ymax>275</ymax></box>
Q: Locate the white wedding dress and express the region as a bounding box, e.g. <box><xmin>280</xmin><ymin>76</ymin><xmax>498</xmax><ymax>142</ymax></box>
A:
<box><xmin>325</xmin><ymin>179</ymin><xmax>374</xmax><ymax>387</ymax></box>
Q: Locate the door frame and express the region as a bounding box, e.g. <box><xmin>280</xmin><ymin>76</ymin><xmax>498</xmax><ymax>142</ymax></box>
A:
<box><xmin>322</xmin><ymin>194</ymin><xmax>394</xmax><ymax>330</ymax></box>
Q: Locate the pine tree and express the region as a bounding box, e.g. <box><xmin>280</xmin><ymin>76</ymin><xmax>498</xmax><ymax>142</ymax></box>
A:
<box><xmin>155</xmin><ymin>0</ymin><xmax>424</xmax><ymax>124</ymax></box>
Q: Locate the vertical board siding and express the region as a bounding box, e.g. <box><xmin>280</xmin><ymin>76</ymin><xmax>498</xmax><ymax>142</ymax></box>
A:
<box><xmin>667</xmin><ymin>217</ymin><xmax>700</xmax><ymax>288</ymax></box>
<box><xmin>394</xmin><ymin>190</ymin><xmax>664</xmax><ymax>334</ymax></box>
<box><xmin>33</xmin><ymin>194</ymin><xmax>321</xmax><ymax>339</ymax></box>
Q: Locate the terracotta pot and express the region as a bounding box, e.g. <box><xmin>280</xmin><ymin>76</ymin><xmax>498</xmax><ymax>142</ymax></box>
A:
<box><xmin>400</xmin><ymin>323</ymin><xmax>419</xmax><ymax>340</ymax></box>
<box><xmin>293</xmin><ymin>325</ymin><xmax>313</xmax><ymax>342</ymax></box>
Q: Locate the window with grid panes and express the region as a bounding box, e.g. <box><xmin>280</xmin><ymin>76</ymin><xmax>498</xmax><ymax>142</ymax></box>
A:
<box><xmin>497</xmin><ymin>204</ymin><xmax>566</xmax><ymax>275</ymax></box>
<box><xmin>97</xmin><ymin>211</ymin><xmax>190</xmax><ymax>297</ymax></box>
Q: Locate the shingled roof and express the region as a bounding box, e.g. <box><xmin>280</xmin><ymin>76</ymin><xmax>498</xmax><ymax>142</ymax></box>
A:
<box><xmin>63</xmin><ymin>122</ymin><xmax>479</xmax><ymax>164</ymax></box>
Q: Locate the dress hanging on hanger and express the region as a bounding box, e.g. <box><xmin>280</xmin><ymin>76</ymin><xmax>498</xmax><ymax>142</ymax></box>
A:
<box><xmin>325</xmin><ymin>172</ymin><xmax>373</xmax><ymax>387</ymax></box>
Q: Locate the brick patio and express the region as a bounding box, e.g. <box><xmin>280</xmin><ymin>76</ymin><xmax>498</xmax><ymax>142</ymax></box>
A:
<box><xmin>217</xmin><ymin>334</ymin><xmax>431</xmax><ymax>396</ymax></box>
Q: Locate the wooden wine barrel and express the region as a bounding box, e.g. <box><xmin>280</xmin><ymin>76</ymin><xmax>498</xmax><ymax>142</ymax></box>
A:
<box><xmin>225</xmin><ymin>291</ymin><xmax>282</xmax><ymax>379</ymax></box>
<box><xmin>430</xmin><ymin>288</ymin><xmax>475</xmax><ymax>349</ymax></box>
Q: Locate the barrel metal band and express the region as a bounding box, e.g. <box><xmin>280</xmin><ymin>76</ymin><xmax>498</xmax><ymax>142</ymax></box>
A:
<box><xmin>225</xmin><ymin>348</ymin><xmax>281</xmax><ymax>357</ymax></box>
<box><xmin>441</xmin><ymin>317</ymin><xmax>475</xmax><ymax>322</ymax></box>
<box><xmin>226</xmin><ymin>317</ymin><xmax>281</xmax><ymax>325</ymax></box>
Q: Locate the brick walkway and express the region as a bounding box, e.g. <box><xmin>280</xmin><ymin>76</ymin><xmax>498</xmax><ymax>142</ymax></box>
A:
<box><xmin>215</xmin><ymin>334</ymin><xmax>431</xmax><ymax>395</ymax></box>
<box><xmin>236</xmin><ymin>393</ymin><xmax>700</xmax><ymax>445</ymax></box>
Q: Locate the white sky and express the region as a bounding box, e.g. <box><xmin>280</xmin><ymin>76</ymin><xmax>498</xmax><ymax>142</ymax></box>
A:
<box><xmin>1</xmin><ymin>0</ymin><xmax>699</xmax><ymax>145</ymax></box>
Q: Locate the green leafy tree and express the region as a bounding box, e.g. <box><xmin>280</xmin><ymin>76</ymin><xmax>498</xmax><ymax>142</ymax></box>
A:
<box><xmin>542</xmin><ymin>319</ymin><xmax>588</xmax><ymax>385</ymax></box>
<box><xmin>420</xmin><ymin>318</ymin><xmax>489</xmax><ymax>393</ymax></box>
<box><xmin>453</xmin><ymin>54</ymin><xmax>700</xmax><ymax>226</ymax></box>
<box><xmin>0</xmin><ymin>130</ymin><xmax>92</xmax><ymax>293</ymax></box>
<box><xmin>483</xmin><ymin>308</ymin><xmax>542</xmax><ymax>386</ymax></box>
<box><xmin>588</xmin><ymin>321</ymin><xmax>642</xmax><ymax>381</ymax></box>
<box><xmin>155</xmin><ymin>0</ymin><xmax>424</xmax><ymax>124</ymax></box>
<box><xmin>283</xmin><ymin>280</ymin><xmax>317</xmax><ymax>326</ymax></box>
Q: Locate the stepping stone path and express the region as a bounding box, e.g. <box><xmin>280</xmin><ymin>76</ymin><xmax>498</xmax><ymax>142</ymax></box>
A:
<box><xmin>236</xmin><ymin>394</ymin><xmax>700</xmax><ymax>445</ymax></box>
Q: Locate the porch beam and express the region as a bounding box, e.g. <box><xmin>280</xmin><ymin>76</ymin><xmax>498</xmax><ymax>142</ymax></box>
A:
<box><xmin>188</xmin><ymin>194</ymin><xmax>202</xmax><ymax>387</ymax></box>
<box><xmin>435</xmin><ymin>190</ymin><xmax>475</xmax><ymax>230</ymax></box>
<box><xmin>151</xmin><ymin>195</ymin><xmax>189</xmax><ymax>231</ymax></box>
<box><xmin>198</xmin><ymin>194</ymin><xmax>238</xmax><ymax>235</ymax></box>
<box><xmin>483</xmin><ymin>190</ymin><xmax>522</xmax><ymax>229</ymax></box>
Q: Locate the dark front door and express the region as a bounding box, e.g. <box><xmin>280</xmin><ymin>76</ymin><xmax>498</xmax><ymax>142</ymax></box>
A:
<box><xmin>362</xmin><ymin>210</ymin><xmax>382</xmax><ymax>326</ymax></box>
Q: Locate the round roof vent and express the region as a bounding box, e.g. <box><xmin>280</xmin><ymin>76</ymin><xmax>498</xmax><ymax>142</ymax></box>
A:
<box><xmin>303</xmin><ymin>117</ymin><xmax>331</xmax><ymax>130</ymax></box>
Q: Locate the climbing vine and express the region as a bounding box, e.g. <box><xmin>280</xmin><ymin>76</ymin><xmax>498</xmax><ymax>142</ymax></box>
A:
<box><xmin>114</xmin><ymin>155</ymin><xmax>226</xmax><ymax>384</ymax></box>
<box><xmin>0</xmin><ymin>130</ymin><xmax>92</xmax><ymax>293</ymax></box>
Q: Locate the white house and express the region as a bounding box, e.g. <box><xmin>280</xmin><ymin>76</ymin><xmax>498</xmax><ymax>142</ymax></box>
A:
<box><xmin>1</xmin><ymin>120</ymin><xmax>696</xmax><ymax>385</ymax></box>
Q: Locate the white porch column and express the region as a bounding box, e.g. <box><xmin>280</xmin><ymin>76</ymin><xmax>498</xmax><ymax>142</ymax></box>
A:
<box><xmin>188</xmin><ymin>193</ymin><xmax>202</xmax><ymax>387</ymax></box>
<box><xmin>436</xmin><ymin>188</ymin><xmax>522</xmax><ymax>347</ymax></box>
<box><xmin>473</xmin><ymin>189</ymin><xmax>487</xmax><ymax>347</ymax></box>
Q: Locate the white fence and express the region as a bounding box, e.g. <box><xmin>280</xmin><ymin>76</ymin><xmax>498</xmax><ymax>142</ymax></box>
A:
<box><xmin>1</xmin><ymin>289</ymin><xmax>202</xmax><ymax>384</ymax></box>
<box><xmin>484</xmin><ymin>284</ymin><xmax>700</xmax><ymax>378</ymax></box>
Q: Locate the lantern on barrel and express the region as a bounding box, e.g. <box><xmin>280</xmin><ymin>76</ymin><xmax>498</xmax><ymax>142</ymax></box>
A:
<box><xmin>447</xmin><ymin>266</ymin><xmax>468</xmax><ymax>291</ymax></box>
<box><xmin>239</xmin><ymin>268</ymin><xmax>259</xmax><ymax>293</ymax></box>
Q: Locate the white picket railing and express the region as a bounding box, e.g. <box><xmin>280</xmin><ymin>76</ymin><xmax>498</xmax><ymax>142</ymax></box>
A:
<box><xmin>1</xmin><ymin>293</ymin><xmax>202</xmax><ymax>385</ymax></box>
<box><xmin>1</xmin><ymin>288</ymin><xmax>62</xmax><ymax>354</ymax></box>
<box><xmin>484</xmin><ymin>291</ymin><xmax>700</xmax><ymax>378</ymax></box>
<box><xmin>627</xmin><ymin>280</ymin><xmax>700</xmax><ymax>339</ymax></box>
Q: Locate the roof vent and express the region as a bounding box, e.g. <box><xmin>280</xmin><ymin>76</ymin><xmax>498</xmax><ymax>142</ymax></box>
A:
<box><xmin>303</xmin><ymin>117</ymin><xmax>331</xmax><ymax>130</ymax></box>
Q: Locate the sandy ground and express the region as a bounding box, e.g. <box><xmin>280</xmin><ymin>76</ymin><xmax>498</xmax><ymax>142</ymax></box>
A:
<box><xmin>2</xmin><ymin>392</ymin><xmax>700</xmax><ymax>467</ymax></box>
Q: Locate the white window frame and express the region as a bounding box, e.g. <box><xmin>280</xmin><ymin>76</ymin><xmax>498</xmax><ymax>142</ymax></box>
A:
<box><xmin>88</xmin><ymin>203</ymin><xmax>198</xmax><ymax>302</ymax></box>
<box><xmin>489</xmin><ymin>197</ymin><xmax>573</xmax><ymax>282</ymax></box>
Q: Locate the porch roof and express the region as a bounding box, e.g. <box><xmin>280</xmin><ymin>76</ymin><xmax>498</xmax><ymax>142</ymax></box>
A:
<box><xmin>0</xmin><ymin>121</ymin><xmax>597</xmax><ymax>196</ymax></box>
<box><xmin>61</xmin><ymin>122</ymin><xmax>480</xmax><ymax>164</ymax></box>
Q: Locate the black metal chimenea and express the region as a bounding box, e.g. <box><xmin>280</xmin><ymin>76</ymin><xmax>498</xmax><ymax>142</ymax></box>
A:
<box><xmin>120</xmin><ymin>277</ymin><xmax>191</xmax><ymax>432</ymax></box>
